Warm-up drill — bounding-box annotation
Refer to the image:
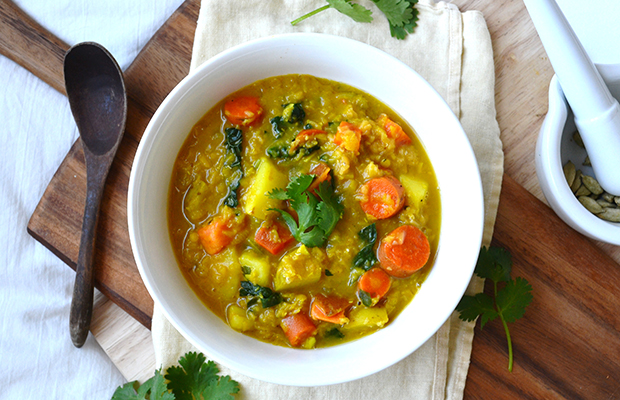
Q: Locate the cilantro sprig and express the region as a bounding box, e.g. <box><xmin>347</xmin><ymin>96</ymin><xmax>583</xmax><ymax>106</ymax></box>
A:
<box><xmin>111</xmin><ymin>352</ymin><xmax>239</xmax><ymax>400</ymax></box>
<box><xmin>291</xmin><ymin>0</ymin><xmax>420</xmax><ymax>40</ymax></box>
<box><xmin>268</xmin><ymin>174</ymin><xmax>343</xmax><ymax>247</ymax></box>
<box><xmin>456</xmin><ymin>246</ymin><xmax>533</xmax><ymax>372</ymax></box>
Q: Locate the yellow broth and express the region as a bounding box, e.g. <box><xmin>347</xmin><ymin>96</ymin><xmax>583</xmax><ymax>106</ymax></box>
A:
<box><xmin>168</xmin><ymin>74</ymin><xmax>441</xmax><ymax>348</ymax></box>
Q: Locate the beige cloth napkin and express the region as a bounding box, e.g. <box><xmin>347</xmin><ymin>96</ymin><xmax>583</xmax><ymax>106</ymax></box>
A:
<box><xmin>152</xmin><ymin>1</ymin><xmax>503</xmax><ymax>398</ymax></box>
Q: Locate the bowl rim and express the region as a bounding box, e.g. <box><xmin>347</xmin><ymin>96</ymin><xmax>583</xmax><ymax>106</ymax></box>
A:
<box><xmin>536</xmin><ymin>75</ymin><xmax>620</xmax><ymax>245</ymax></box>
<box><xmin>128</xmin><ymin>32</ymin><xmax>485</xmax><ymax>386</ymax></box>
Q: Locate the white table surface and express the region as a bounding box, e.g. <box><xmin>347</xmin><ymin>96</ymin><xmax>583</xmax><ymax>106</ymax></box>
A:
<box><xmin>3</xmin><ymin>0</ymin><xmax>619</xmax><ymax>399</ymax></box>
<box><xmin>1</xmin><ymin>1</ymin><xmax>182</xmax><ymax>398</ymax></box>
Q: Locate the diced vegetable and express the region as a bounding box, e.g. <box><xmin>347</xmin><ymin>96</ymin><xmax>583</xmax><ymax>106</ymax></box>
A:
<box><xmin>377</xmin><ymin>113</ymin><xmax>412</xmax><ymax>146</ymax></box>
<box><xmin>274</xmin><ymin>245</ymin><xmax>324</xmax><ymax>291</ymax></box>
<box><xmin>289</xmin><ymin>129</ymin><xmax>327</xmax><ymax>153</ymax></box>
<box><xmin>202</xmin><ymin>247</ymin><xmax>242</xmax><ymax>300</ymax></box>
<box><xmin>343</xmin><ymin>306</ymin><xmax>389</xmax><ymax>330</ymax></box>
<box><xmin>242</xmin><ymin>158</ymin><xmax>289</xmax><ymax>220</ymax></box>
<box><xmin>357</xmin><ymin>268</ymin><xmax>391</xmax><ymax>306</ymax></box>
<box><xmin>310</xmin><ymin>294</ymin><xmax>351</xmax><ymax>324</ymax></box>
<box><xmin>399</xmin><ymin>174</ymin><xmax>428</xmax><ymax>209</ymax></box>
<box><xmin>280</xmin><ymin>313</ymin><xmax>316</xmax><ymax>347</ymax></box>
<box><xmin>239</xmin><ymin>249</ymin><xmax>271</xmax><ymax>286</ymax></box>
<box><xmin>254</xmin><ymin>221</ymin><xmax>295</xmax><ymax>255</ymax></box>
<box><xmin>358</xmin><ymin>176</ymin><xmax>406</xmax><ymax>219</ymax></box>
<box><xmin>197</xmin><ymin>210</ymin><xmax>246</xmax><ymax>255</ymax></box>
<box><xmin>227</xmin><ymin>304</ymin><xmax>254</xmax><ymax>332</ymax></box>
<box><xmin>378</xmin><ymin>225</ymin><xmax>430</xmax><ymax>277</ymax></box>
<box><xmin>333</xmin><ymin>121</ymin><xmax>362</xmax><ymax>153</ymax></box>
<box><xmin>224</xmin><ymin>96</ymin><xmax>263</xmax><ymax>126</ymax></box>
<box><xmin>307</xmin><ymin>162</ymin><xmax>332</xmax><ymax>196</ymax></box>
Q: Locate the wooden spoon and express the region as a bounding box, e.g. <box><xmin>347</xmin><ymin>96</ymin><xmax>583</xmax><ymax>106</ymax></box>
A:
<box><xmin>64</xmin><ymin>42</ymin><xmax>127</xmax><ymax>347</ymax></box>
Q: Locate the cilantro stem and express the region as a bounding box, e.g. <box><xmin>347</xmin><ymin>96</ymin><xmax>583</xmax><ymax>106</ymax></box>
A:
<box><xmin>494</xmin><ymin>281</ymin><xmax>514</xmax><ymax>372</ymax></box>
<box><xmin>500</xmin><ymin>312</ymin><xmax>514</xmax><ymax>372</ymax></box>
<box><xmin>291</xmin><ymin>5</ymin><xmax>330</xmax><ymax>25</ymax></box>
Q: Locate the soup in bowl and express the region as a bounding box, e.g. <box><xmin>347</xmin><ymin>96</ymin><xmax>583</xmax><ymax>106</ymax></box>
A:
<box><xmin>128</xmin><ymin>33</ymin><xmax>483</xmax><ymax>386</ymax></box>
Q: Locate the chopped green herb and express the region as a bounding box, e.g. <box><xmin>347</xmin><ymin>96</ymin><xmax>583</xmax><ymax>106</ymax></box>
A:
<box><xmin>358</xmin><ymin>289</ymin><xmax>373</xmax><ymax>307</ymax></box>
<box><xmin>456</xmin><ymin>246</ymin><xmax>533</xmax><ymax>372</ymax></box>
<box><xmin>223</xmin><ymin>127</ymin><xmax>243</xmax><ymax>208</ymax></box>
<box><xmin>291</xmin><ymin>0</ymin><xmax>419</xmax><ymax>40</ymax></box>
<box><xmin>325</xmin><ymin>269</ymin><xmax>333</xmax><ymax>276</ymax></box>
<box><xmin>111</xmin><ymin>352</ymin><xmax>239</xmax><ymax>400</ymax></box>
<box><xmin>268</xmin><ymin>174</ymin><xmax>344</xmax><ymax>247</ymax></box>
<box><xmin>285</xmin><ymin>103</ymin><xmax>305</xmax><ymax>124</ymax></box>
<box><xmin>270</xmin><ymin>116</ymin><xmax>286</xmax><ymax>138</ymax></box>
<box><xmin>240</xmin><ymin>281</ymin><xmax>283</xmax><ymax>308</ymax></box>
<box><xmin>352</xmin><ymin>223</ymin><xmax>378</xmax><ymax>270</ymax></box>
<box><xmin>325</xmin><ymin>327</ymin><xmax>345</xmax><ymax>339</ymax></box>
<box><xmin>241</xmin><ymin>266</ymin><xmax>252</xmax><ymax>275</ymax></box>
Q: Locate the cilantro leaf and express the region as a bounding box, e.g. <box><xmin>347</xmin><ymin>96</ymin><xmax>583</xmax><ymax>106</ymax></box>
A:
<box><xmin>371</xmin><ymin>0</ymin><xmax>412</xmax><ymax>26</ymax></box>
<box><xmin>475</xmin><ymin>246</ymin><xmax>512</xmax><ymax>282</ymax></box>
<box><xmin>315</xmin><ymin>180</ymin><xmax>344</xmax><ymax>234</ymax></box>
<box><xmin>456</xmin><ymin>292</ymin><xmax>497</xmax><ymax>329</ymax></box>
<box><xmin>291</xmin><ymin>0</ymin><xmax>419</xmax><ymax>40</ymax></box>
<box><xmin>268</xmin><ymin>173</ymin><xmax>343</xmax><ymax>247</ymax></box>
<box><xmin>111</xmin><ymin>352</ymin><xmax>240</xmax><ymax>400</ymax></box>
<box><xmin>111</xmin><ymin>373</ymin><xmax>174</xmax><ymax>400</ymax></box>
<box><xmin>496</xmin><ymin>277</ymin><xmax>533</xmax><ymax>324</ymax></box>
<box><xmin>456</xmin><ymin>246</ymin><xmax>533</xmax><ymax>372</ymax></box>
<box><xmin>166</xmin><ymin>352</ymin><xmax>240</xmax><ymax>400</ymax></box>
<box><xmin>327</xmin><ymin>0</ymin><xmax>373</xmax><ymax>22</ymax></box>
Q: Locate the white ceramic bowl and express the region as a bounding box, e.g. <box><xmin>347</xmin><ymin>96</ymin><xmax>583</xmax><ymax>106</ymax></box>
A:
<box><xmin>128</xmin><ymin>33</ymin><xmax>484</xmax><ymax>386</ymax></box>
<box><xmin>536</xmin><ymin>70</ymin><xmax>620</xmax><ymax>246</ymax></box>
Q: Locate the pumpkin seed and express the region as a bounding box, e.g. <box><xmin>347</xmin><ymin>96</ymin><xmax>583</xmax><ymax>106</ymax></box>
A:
<box><xmin>598</xmin><ymin>208</ymin><xmax>620</xmax><ymax>222</ymax></box>
<box><xmin>615</xmin><ymin>197</ymin><xmax>620</xmax><ymax>207</ymax></box>
<box><xmin>582</xmin><ymin>174</ymin><xmax>604</xmax><ymax>195</ymax></box>
<box><xmin>563</xmin><ymin>161</ymin><xmax>576</xmax><ymax>187</ymax></box>
<box><xmin>578</xmin><ymin>196</ymin><xmax>604</xmax><ymax>214</ymax></box>
<box><xmin>583</xmin><ymin>156</ymin><xmax>591</xmax><ymax>167</ymax></box>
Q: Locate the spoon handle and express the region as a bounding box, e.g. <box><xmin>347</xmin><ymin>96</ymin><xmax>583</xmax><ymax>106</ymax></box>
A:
<box><xmin>69</xmin><ymin>152</ymin><xmax>109</xmax><ymax>347</ymax></box>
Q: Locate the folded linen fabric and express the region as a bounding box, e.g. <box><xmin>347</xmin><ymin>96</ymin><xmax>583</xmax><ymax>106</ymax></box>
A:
<box><xmin>152</xmin><ymin>1</ymin><xmax>503</xmax><ymax>398</ymax></box>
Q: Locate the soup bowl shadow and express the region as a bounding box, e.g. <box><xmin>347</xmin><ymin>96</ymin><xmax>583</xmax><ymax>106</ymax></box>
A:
<box><xmin>128</xmin><ymin>33</ymin><xmax>484</xmax><ymax>386</ymax></box>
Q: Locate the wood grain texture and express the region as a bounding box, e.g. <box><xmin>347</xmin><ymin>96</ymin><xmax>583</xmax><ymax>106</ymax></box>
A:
<box><xmin>7</xmin><ymin>0</ymin><xmax>620</xmax><ymax>397</ymax></box>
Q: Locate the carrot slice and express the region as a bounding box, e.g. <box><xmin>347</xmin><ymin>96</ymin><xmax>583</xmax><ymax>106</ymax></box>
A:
<box><xmin>197</xmin><ymin>217</ymin><xmax>234</xmax><ymax>255</ymax></box>
<box><xmin>224</xmin><ymin>96</ymin><xmax>263</xmax><ymax>126</ymax></box>
<box><xmin>359</xmin><ymin>176</ymin><xmax>406</xmax><ymax>219</ymax></box>
<box><xmin>280</xmin><ymin>313</ymin><xmax>317</xmax><ymax>347</ymax></box>
<box><xmin>307</xmin><ymin>162</ymin><xmax>332</xmax><ymax>196</ymax></box>
<box><xmin>310</xmin><ymin>294</ymin><xmax>351</xmax><ymax>324</ymax></box>
<box><xmin>377</xmin><ymin>113</ymin><xmax>411</xmax><ymax>146</ymax></box>
<box><xmin>254</xmin><ymin>221</ymin><xmax>294</xmax><ymax>255</ymax></box>
<box><xmin>378</xmin><ymin>225</ymin><xmax>430</xmax><ymax>278</ymax></box>
<box><xmin>358</xmin><ymin>268</ymin><xmax>392</xmax><ymax>299</ymax></box>
<box><xmin>333</xmin><ymin>121</ymin><xmax>361</xmax><ymax>153</ymax></box>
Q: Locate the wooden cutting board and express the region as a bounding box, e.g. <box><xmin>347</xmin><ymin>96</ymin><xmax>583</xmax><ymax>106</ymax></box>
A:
<box><xmin>2</xmin><ymin>0</ymin><xmax>619</xmax><ymax>398</ymax></box>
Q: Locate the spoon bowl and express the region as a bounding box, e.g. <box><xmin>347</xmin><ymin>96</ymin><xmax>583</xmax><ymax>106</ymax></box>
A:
<box><xmin>64</xmin><ymin>42</ymin><xmax>127</xmax><ymax>347</ymax></box>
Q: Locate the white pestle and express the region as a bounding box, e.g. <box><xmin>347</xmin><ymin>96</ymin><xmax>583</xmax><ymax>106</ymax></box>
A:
<box><xmin>524</xmin><ymin>0</ymin><xmax>620</xmax><ymax>195</ymax></box>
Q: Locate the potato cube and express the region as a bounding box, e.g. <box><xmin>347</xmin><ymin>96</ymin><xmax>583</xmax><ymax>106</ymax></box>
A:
<box><xmin>242</xmin><ymin>158</ymin><xmax>288</xmax><ymax>220</ymax></box>
<box><xmin>239</xmin><ymin>249</ymin><xmax>271</xmax><ymax>287</ymax></box>
<box><xmin>400</xmin><ymin>174</ymin><xmax>428</xmax><ymax>209</ymax></box>
<box><xmin>227</xmin><ymin>304</ymin><xmax>254</xmax><ymax>332</ymax></box>
<box><xmin>274</xmin><ymin>245</ymin><xmax>324</xmax><ymax>291</ymax></box>
<box><xmin>343</xmin><ymin>306</ymin><xmax>389</xmax><ymax>331</ymax></box>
